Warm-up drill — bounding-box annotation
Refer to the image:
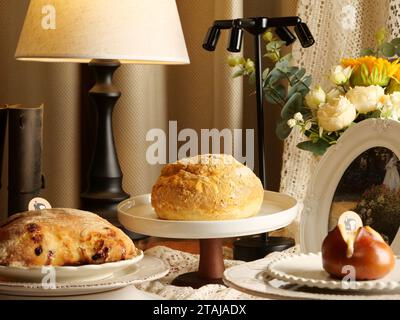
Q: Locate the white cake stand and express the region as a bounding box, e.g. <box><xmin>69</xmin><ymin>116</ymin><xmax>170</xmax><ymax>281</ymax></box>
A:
<box><xmin>118</xmin><ymin>191</ymin><xmax>298</xmax><ymax>288</ymax></box>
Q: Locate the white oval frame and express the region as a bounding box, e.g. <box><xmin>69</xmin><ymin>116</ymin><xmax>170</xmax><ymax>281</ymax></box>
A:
<box><xmin>301</xmin><ymin>119</ymin><xmax>400</xmax><ymax>253</ymax></box>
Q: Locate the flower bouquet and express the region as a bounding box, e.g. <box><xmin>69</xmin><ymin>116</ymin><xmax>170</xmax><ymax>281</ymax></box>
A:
<box><xmin>229</xmin><ymin>28</ymin><xmax>400</xmax><ymax>155</ymax></box>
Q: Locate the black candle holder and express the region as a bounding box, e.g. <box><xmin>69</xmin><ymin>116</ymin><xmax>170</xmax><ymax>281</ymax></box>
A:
<box><xmin>203</xmin><ymin>16</ymin><xmax>315</xmax><ymax>261</ymax></box>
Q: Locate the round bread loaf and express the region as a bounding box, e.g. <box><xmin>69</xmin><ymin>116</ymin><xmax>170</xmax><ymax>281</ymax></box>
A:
<box><xmin>151</xmin><ymin>154</ymin><xmax>264</xmax><ymax>220</ymax></box>
<box><xmin>0</xmin><ymin>208</ymin><xmax>139</xmax><ymax>267</ymax></box>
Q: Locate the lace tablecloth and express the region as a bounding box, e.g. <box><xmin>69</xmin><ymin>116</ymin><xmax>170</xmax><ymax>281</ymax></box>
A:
<box><xmin>136</xmin><ymin>245</ymin><xmax>299</xmax><ymax>300</ymax></box>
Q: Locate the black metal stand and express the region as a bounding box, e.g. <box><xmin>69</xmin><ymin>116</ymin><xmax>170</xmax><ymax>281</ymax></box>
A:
<box><xmin>203</xmin><ymin>17</ymin><xmax>315</xmax><ymax>261</ymax></box>
<box><xmin>233</xmin><ymin>18</ymin><xmax>294</xmax><ymax>261</ymax></box>
<box><xmin>80</xmin><ymin>60</ymin><xmax>130</xmax><ymax>224</ymax></box>
<box><xmin>253</xmin><ymin>27</ymin><xmax>267</xmax><ymax>186</ymax></box>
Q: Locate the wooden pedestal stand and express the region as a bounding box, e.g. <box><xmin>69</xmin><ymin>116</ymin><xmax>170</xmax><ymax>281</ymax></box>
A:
<box><xmin>171</xmin><ymin>239</ymin><xmax>225</xmax><ymax>288</ymax></box>
<box><xmin>118</xmin><ymin>191</ymin><xmax>299</xmax><ymax>289</ymax></box>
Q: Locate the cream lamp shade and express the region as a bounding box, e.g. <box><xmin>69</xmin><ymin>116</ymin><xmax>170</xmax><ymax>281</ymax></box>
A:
<box><xmin>15</xmin><ymin>0</ymin><xmax>190</xmax><ymax>64</ymax></box>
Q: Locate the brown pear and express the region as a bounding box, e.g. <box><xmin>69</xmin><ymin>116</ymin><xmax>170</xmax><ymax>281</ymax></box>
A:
<box><xmin>322</xmin><ymin>225</ymin><xmax>395</xmax><ymax>280</ymax></box>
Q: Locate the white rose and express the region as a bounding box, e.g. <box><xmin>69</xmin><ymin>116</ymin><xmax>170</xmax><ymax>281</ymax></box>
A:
<box><xmin>390</xmin><ymin>92</ymin><xmax>400</xmax><ymax>110</ymax></box>
<box><xmin>293</xmin><ymin>112</ymin><xmax>303</xmax><ymax>121</ymax></box>
<box><xmin>287</xmin><ymin>119</ymin><xmax>297</xmax><ymax>128</ymax></box>
<box><xmin>326</xmin><ymin>88</ymin><xmax>342</xmax><ymax>104</ymax></box>
<box><xmin>345</xmin><ymin>85</ymin><xmax>385</xmax><ymax>114</ymax></box>
<box><xmin>305</xmin><ymin>85</ymin><xmax>326</xmax><ymax>110</ymax></box>
<box><xmin>329</xmin><ymin>65</ymin><xmax>352</xmax><ymax>85</ymax></box>
<box><xmin>317</xmin><ymin>96</ymin><xmax>357</xmax><ymax>132</ymax></box>
<box><xmin>379</xmin><ymin>93</ymin><xmax>400</xmax><ymax>120</ymax></box>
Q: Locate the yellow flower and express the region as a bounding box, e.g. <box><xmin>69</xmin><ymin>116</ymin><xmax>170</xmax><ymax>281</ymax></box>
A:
<box><xmin>386</xmin><ymin>67</ymin><xmax>400</xmax><ymax>93</ymax></box>
<box><xmin>227</xmin><ymin>56</ymin><xmax>245</xmax><ymax>67</ymax></box>
<box><xmin>341</xmin><ymin>56</ymin><xmax>400</xmax><ymax>87</ymax></box>
<box><xmin>263</xmin><ymin>29</ymin><xmax>274</xmax><ymax>43</ymax></box>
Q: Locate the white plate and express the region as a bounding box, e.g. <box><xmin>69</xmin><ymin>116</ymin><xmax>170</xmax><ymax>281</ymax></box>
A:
<box><xmin>117</xmin><ymin>191</ymin><xmax>298</xmax><ymax>239</ymax></box>
<box><xmin>223</xmin><ymin>253</ymin><xmax>400</xmax><ymax>300</ymax></box>
<box><xmin>266</xmin><ymin>252</ymin><xmax>400</xmax><ymax>291</ymax></box>
<box><xmin>0</xmin><ymin>255</ymin><xmax>169</xmax><ymax>297</ymax></box>
<box><xmin>0</xmin><ymin>251</ymin><xmax>144</xmax><ymax>283</ymax></box>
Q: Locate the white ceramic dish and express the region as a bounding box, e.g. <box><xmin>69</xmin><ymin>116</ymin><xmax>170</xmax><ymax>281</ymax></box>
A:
<box><xmin>0</xmin><ymin>286</ymin><xmax>163</xmax><ymax>300</ymax></box>
<box><xmin>0</xmin><ymin>250</ymin><xmax>144</xmax><ymax>283</ymax></box>
<box><xmin>266</xmin><ymin>252</ymin><xmax>400</xmax><ymax>291</ymax></box>
<box><xmin>223</xmin><ymin>253</ymin><xmax>400</xmax><ymax>300</ymax></box>
<box><xmin>117</xmin><ymin>191</ymin><xmax>298</xmax><ymax>239</ymax></box>
<box><xmin>0</xmin><ymin>255</ymin><xmax>168</xmax><ymax>297</ymax></box>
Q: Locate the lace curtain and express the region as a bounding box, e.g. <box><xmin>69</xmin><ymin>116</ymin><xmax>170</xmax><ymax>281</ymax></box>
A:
<box><xmin>280</xmin><ymin>0</ymin><xmax>400</xmax><ymax>241</ymax></box>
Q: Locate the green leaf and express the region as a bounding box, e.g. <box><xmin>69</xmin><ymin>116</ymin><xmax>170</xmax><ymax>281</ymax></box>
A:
<box><xmin>249</xmin><ymin>71</ymin><xmax>256</xmax><ymax>84</ymax></box>
<box><xmin>266</xmin><ymin>67</ymin><xmax>286</xmax><ymax>84</ymax></box>
<box><xmin>264</xmin><ymin>52</ymin><xmax>280</xmax><ymax>62</ymax></box>
<box><xmin>276</xmin><ymin>119</ymin><xmax>292</xmax><ymax>140</ymax></box>
<box><xmin>287</xmin><ymin>66</ymin><xmax>300</xmax><ymax>77</ymax></box>
<box><xmin>265</xmin><ymin>84</ymin><xmax>286</xmax><ymax>104</ymax></box>
<box><xmin>360</xmin><ymin>48</ymin><xmax>375</xmax><ymax>56</ymax></box>
<box><xmin>281</xmin><ymin>92</ymin><xmax>302</xmax><ymax>119</ymax></box>
<box><xmin>297</xmin><ymin>139</ymin><xmax>330</xmax><ymax>156</ymax></box>
<box><xmin>262</xmin><ymin>68</ymin><xmax>270</xmax><ymax>81</ymax></box>
<box><xmin>233</xmin><ymin>69</ymin><xmax>244</xmax><ymax>78</ymax></box>
<box><xmin>380</xmin><ymin>42</ymin><xmax>396</xmax><ymax>57</ymax></box>
<box><xmin>275</xmin><ymin>59</ymin><xmax>290</xmax><ymax>73</ymax></box>
<box><xmin>301</xmin><ymin>75</ymin><xmax>312</xmax><ymax>87</ymax></box>
<box><xmin>287</xmin><ymin>75</ymin><xmax>311</xmax><ymax>97</ymax></box>
<box><xmin>391</xmin><ymin>38</ymin><xmax>400</xmax><ymax>46</ymax></box>
<box><xmin>370</xmin><ymin>110</ymin><xmax>381</xmax><ymax>118</ymax></box>
<box><xmin>266</xmin><ymin>40</ymin><xmax>286</xmax><ymax>51</ymax></box>
<box><xmin>293</xmin><ymin>68</ymin><xmax>306</xmax><ymax>79</ymax></box>
<box><xmin>396</xmin><ymin>46</ymin><xmax>400</xmax><ymax>57</ymax></box>
<box><xmin>265</xmin><ymin>94</ymin><xmax>280</xmax><ymax>104</ymax></box>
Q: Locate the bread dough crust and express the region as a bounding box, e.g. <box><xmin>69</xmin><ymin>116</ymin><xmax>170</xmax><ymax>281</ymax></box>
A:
<box><xmin>0</xmin><ymin>208</ymin><xmax>138</xmax><ymax>267</ymax></box>
<box><xmin>151</xmin><ymin>154</ymin><xmax>264</xmax><ymax>220</ymax></box>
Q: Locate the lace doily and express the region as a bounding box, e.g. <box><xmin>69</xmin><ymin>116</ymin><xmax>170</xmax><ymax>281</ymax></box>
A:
<box><xmin>136</xmin><ymin>245</ymin><xmax>299</xmax><ymax>300</ymax></box>
<box><xmin>280</xmin><ymin>0</ymin><xmax>400</xmax><ymax>242</ymax></box>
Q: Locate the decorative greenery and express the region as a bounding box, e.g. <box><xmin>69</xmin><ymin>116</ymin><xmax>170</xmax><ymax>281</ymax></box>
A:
<box><xmin>228</xmin><ymin>28</ymin><xmax>318</xmax><ymax>151</ymax></box>
<box><xmin>361</xmin><ymin>27</ymin><xmax>400</xmax><ymax>59</ymax></box>
<box><xmin>228</xmin><ymin>27</ymin><xmax>400</xmax><ymax>156</ymax></box>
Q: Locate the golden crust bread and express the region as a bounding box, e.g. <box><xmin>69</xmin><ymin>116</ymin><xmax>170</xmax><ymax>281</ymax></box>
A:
<box><xmin>0</xmin><ymin>208</ymin><xmax>139</xmax><ymax>267</ymax></box>
<box><xmin>151</xmin><ymin>154</ymin><xmax>264</xmax><ymax>220</ymax></box>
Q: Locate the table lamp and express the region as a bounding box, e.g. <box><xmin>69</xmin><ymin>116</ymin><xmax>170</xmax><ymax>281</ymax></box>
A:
<box><xmin>15</xmin><ymin>0</ymin><xmax>190</xmax><ymax>225</ymax></box>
